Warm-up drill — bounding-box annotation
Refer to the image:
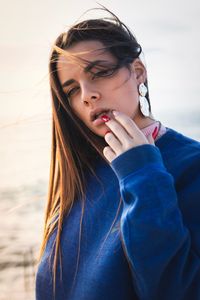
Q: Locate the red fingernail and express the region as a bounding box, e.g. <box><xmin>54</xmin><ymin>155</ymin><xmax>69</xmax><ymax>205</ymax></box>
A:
<box><xmin>152</xmin><ymin>126</ymin><xmax>158</xmax><ymax>139</ymax></box>
<box><xmin>101</xmin><ymin>115</ymin><xmax>110</xmax><ymax>122</ymax></box>
<box><xmin>105</xmin><ymin>130</ymin><xmax>111</xmax><ymax>135</ymax></box>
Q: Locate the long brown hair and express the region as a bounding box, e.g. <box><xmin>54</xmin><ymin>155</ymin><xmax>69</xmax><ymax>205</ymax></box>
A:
<box><xmin>37</xmin><ymin>6</ymin><xmax>149</xmax><ymax>295</ymax></box>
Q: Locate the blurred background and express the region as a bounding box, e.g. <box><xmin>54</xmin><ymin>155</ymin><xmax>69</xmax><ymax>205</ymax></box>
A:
<box><xmin>0</xmin><ymin>0</ymin><xmax>200</xmax><ymax>299</ymax></box>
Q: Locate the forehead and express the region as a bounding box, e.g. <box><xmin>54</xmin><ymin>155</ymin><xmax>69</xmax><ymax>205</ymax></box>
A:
<box><xmin>58</xmin><ymin>40</ymin><xmax>115</xmax><ymax>62</ymax></box>
<box><xmin>57</xmin><ymin>40</ymin><xmax>116</xmax><ymax>81</ymax></box>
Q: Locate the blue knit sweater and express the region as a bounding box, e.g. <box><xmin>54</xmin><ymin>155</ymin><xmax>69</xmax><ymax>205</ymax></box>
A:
<box><xmin>36</xmin><ymin>128</ymin><xmax>200</xmax><ymax>300</ymax></box>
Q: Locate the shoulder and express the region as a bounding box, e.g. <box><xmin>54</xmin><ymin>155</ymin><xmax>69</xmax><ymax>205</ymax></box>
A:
<box><xmin>156</xmin><ymin>128</ymin><xmax>200</xmax><ymax>152</ymax></box>
<box><xmin>156</xmin><ymin>128</ymin><xmax>200</xmax><ymax>181</ymax></box>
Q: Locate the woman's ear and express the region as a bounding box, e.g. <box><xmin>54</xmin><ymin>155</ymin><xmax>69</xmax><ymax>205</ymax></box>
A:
<box><xmin>131</xmin><ymin>58</ymin><xmax>147</xmax><ymax>84</ymax></box>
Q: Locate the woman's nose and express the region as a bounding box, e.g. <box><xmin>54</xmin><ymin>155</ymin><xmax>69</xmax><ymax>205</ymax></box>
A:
<box><xmin>81</xmin><ymin>84</ymin><xmax>101</xmax><ymax>105</ymax></box>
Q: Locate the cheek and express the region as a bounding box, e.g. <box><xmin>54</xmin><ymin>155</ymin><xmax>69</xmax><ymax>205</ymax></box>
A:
<box><xmin>127</xmin><ymin>83</ymin><xmax>139</xmax><ymax>104</ymax></box>
<box><xmin>69</xmin><ymin>104</ymin><xmax>83</xmax><ymax>122</ymax></box>
<box><xmin>117</xmin><ymin>85</ymin><xmax>139</xmax><ymax>106</ymax></box>
<box><xmin>72</xmin><ymin>105</ymin><xmax>89</xmax><ymax>126</ymax></box>
<box><xmin>115</xmin><ymin>88</ymin><xmax>139</xmax><ymax>117</ymax></box>
<box><xmin>70</xmin><ymin>101</ymin><xmax>82</xmax><ymax>117</ymax></box>
<box><xmin>116</xmin><ymin>76</ymin><xmax>138</xmax><ymax>96</ymax></box>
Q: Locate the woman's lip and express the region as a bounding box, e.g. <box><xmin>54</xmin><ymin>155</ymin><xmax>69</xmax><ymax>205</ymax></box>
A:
<box><xmin>92</xmin><ymin>118</ymin><xmax>106</xmax><ymax>126</ymax></box>
<box><xmin>92</xmin><ymin>111</ymin><xmax>113</xmax><ymax>126</ymax></box>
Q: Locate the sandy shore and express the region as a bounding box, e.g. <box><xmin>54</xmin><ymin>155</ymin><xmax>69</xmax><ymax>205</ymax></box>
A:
<box><xmin>0</xmin><ymin>181</ymin><xmax>45</xmax><ymax>300</ymax></box>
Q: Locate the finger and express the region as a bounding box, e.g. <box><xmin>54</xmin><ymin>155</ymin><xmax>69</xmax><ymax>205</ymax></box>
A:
<box><xmin>103</xmin><ymin>146</ymin><xmax>116</xmax><ymax>163</ymax></box>
<box><xmin>104</xmin><ymin>132</ymin><xmax>122</xmax><ymax>155</ymax></box>
<box><xmin>105</xmin><ymin>118</ymin><xmax>132</xmax><ymax>145</ymax></box>
<box><xmin>112</xmin><ymin>110</ymin><xmax>142</xmax><ymax>139</ymax></box>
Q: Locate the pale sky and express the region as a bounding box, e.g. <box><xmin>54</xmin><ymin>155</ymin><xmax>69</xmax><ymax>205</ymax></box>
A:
<box><xmin>1</xmin><ymin>0</ymin><xmax>200</xmax><ymax>120</ymax></box>
<box><xmin>0</xmin><ymin>0</ymin><xmax>200</xmax><ymax>188</ymax></box>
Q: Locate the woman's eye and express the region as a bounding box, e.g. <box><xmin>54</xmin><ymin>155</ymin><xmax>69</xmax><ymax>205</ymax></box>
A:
<box><xmin>91</xmin><ymin>68</ymin><xmax>116</xmax><ymax>80</ymax></box>
<box><xmin>66</xmin><ymin>86</ymin><xmax>79</xmax><ymax>98</ymax></box>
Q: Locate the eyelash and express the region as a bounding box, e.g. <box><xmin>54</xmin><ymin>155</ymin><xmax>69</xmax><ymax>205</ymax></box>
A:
<box><xmin>65</xmin><ymin>68</ymin><xmax>117</xmax><ymax>99</ymax></box>
<box><xmin>66</xmin><ymin>86</ymin><xmax>79</xmax><ymax>98</ymax></box>
<box><xmin>91</xmin><ymin>68</ymin><xmax>117</xmax><ymax>79</ymax></box>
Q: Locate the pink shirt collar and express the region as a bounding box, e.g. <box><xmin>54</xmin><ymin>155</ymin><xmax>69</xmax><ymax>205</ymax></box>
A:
<box><xmin>140</xmin><ymin>121</ymin><xmax>167</xmax><ymax>141</ymax></box>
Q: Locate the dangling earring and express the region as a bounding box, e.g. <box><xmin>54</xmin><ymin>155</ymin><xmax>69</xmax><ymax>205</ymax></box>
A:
<box><xmin>138</xmin><ymin>83</ymin><xmax>150</xmax><ymax>117</ymax></box>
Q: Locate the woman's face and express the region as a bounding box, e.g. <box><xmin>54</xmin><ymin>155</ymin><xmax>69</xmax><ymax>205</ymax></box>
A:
<box><xmin>57</xmin><ymin>40</ymin><xmax>146</xmax><ymax>137</ymax></box>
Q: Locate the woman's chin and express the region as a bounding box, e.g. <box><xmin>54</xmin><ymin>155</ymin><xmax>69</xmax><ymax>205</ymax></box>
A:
<box><xmin>91</xmin><ymin>125</ymin><xmax>109</xmax><ymax>137</ymax></box>
<box><xmin>92</xmin><ymin>127</ymin><xmax>109</xmax><ymax>138</ymax></box>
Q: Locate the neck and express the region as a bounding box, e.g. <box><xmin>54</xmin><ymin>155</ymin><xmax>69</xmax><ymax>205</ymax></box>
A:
<box><xmin>134</xmin><ymin>113</ymin><xmax>156</xmax><ymax>129</ymax></box>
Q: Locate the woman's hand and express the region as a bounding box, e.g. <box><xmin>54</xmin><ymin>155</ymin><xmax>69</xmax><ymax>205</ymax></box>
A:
<box><xmin>102</xmin><ymin>110</ymin><xmax>155</xmax><ymax>163</ymax></box>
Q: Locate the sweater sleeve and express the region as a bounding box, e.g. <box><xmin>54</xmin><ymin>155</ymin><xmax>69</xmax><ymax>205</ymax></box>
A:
<box><xmin>111</xmin><ymin>144</ymin><xmax>200</xmax><ymax>300</ymax></box>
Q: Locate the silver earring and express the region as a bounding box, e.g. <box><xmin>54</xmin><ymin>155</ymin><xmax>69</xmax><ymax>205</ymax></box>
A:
<box><xmin>138</xmin><ymin>83</ymin><xmax>150</xmax><ymax>117</ymax></box>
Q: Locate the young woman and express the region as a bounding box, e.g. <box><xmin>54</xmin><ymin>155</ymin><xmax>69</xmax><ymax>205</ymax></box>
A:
<box><xmin>36</xmin><ymin>9</ymin><xmax>200</xmax><ymax>300</ymax></box>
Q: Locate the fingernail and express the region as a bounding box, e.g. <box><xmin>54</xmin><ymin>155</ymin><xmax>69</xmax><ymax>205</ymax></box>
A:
<box><xmin>152</xmin><ymin>126</ymin><xmax>158</xmax><ymax>139</ymax></box>
<box><xmin>101</xmin><ymin>115</ymin><xmax>110</xmax><ymax>122</ymax></box>
<box><xmin>112</xmin><ymin>110</ymin><xmax>120</xmax><ymax>117</ymax></box>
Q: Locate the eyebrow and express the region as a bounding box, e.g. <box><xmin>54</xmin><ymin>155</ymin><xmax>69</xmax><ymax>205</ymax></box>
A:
<box><xmin>61</xmin><ymin>60</ymin><xmax>112</xmax><ymax>88</ymax></box>
<box><xmin>61</xmin><ymin>79</ymin><xmax>75</xmax><ymax>88</ymax></box>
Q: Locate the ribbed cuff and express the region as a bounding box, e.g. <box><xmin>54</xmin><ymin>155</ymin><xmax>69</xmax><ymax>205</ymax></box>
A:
<box><xmin>111</xmin><ymin>144</ymin><xmax>164</xmax><ymax>181</ymax></box>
